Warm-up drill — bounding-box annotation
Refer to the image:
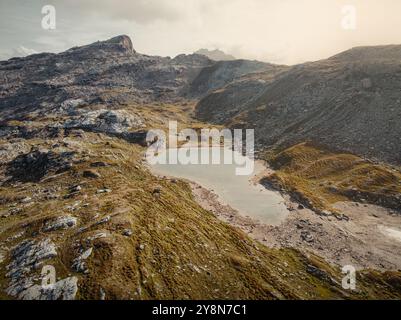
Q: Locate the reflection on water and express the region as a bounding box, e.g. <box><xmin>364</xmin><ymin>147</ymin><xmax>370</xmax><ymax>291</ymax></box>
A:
<box><xmin>148</xmin><ymin>147</ymin><xmax>289</xmax><ymax>226</ymax></box>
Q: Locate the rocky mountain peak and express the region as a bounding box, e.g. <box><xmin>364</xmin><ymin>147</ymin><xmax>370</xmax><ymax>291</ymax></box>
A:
<box><xmin>194</xmin><ymin>48</ymin><xmax>236</xmax><ymax>61</ymax></box>
<box><xmin>78</xmin><ymin>35</ymin><xmax>135</xmax><ymax>54</ymax></box>
<box><xmin>102</xmin><ymin>35</ymin><xmax>135</xmax><ymax>53</ymax></box>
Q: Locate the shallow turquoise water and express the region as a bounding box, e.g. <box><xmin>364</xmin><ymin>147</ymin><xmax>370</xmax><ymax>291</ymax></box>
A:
<box><xmin>148</xmin><ymin>147</ymin><xmax>289</xmax><ymax>226</ymax></box>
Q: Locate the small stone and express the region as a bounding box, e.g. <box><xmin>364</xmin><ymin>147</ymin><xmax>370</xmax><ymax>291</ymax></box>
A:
<box><xmin>97</xmin><ymin>189</ymin><xmax>111</xmax><ymax>194</ymax></box>
<box><xmin>152</xmin><ymin>187</ymin><xmax>162</xmax><ymax>195</ymax></box>
<box><xmin>100</xmin><ymin>287</ymin><xmax>106</xmax><ymax>300</ymax></box>
<box><xmin>319</xmin><ymin>210</ymin><xmax>332</xmax><ymax>217</ymax></box>
<box><xmin>43</xmin><ymin>215</ymin><xmax>78</xmax><ymax>232</ymax></box>
<box><xmin>98</xmin><ymin>216</ymin><xmax>110</xmax><ymax>224</ymax></box>
<box><xmin>122</xmin><ymin>229</ymin><xmax>133</xmax><ymax>237</ymax></box>
<box><xmin>335</xmin><ymin>214</ymin><xmax>350</xmax><ymax>221</ymax></box>
<box><xmin>70</xmin><ymin>185</ymin><xmax>81</xmax><ymax>193</ymax></box>
<box><xmin>90</xmin><ymin>162</ymin><xmax>108</xmax><ymax>167</ymax></box>
<box><xmin>20</xmin><ymin>197</ymin><xmax>32</xmax><ymax>204</ymax></box>
<box><xmin>72</xmin><ymin>248</ymin><xmax>93</xmax><ymax>273</ymax></box>
<box><xmin>83</xmin><ymin>170</ymin><xmax>101</xmax><ymax>179</ymax></box>
<box><xmin>301</xmin><ymin>231</ymin><xmax>314</xmax><ymax>243</ymax></box>
<box><xmin>87</xmin><ymin>233</ymin><xmax>107</xmax><ymax>242</ymax></box>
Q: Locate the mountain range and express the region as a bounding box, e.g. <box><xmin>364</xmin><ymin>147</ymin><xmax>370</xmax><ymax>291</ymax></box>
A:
<box><xmin>0</xmin><ymin>35</ymin><xmax>400</xmax><ymax>300</ymax></box>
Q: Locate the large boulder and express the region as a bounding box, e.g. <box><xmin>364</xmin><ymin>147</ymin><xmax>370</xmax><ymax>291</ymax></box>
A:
<box><xmin>6</xmin><ymin>149</ymin><xmax>75</xmax><ymax>182</ymax></box>
<box><xmin>64</xmin><ymin>109</ymin><xmax>143</xmax><ymax>134</ymax></box>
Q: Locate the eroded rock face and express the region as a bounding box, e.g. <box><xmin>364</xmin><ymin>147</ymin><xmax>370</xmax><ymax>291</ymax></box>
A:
<box><xmin>6</xmin><ymin>239</ymin><xmax>57</xmax><ymax>298</ymax></box>
<box><xmin>18</xmin><ymin>276</ymin><xmax>78</xmax><ymax>300</ymax></box>
<box><xmin>42</xmin><ymin>216</ymin><xmax>78</xmax><ymax>232</ymax></box>
<box><xmin>0</xmin><ymin>141</ymin><xmax>31</xmax><ymax>165</ymax></box>
<box><xmin>79</xmin><ymin>35</ymin><xmax>135</xmax><ymax>54</ymax></box>
<box><xmin>5</xmin><ymin>238</ymin><xmax>78</xmax><ymax>300</ymax></box>
<box><xmin>0</xmin><ymin>35</ymin><xmax>215</xmax><ymax>122</ymax></box>
<box><xmin>106</xmin><ymin>35</ymin><xmax>135</xmax><ymax>53</ymax></box>
<box><xmin>59</xmin><ymin>98</ymin><xmax>86</xmax><ymax>115</ymax></box>
<box><xmin>64</xmin><ymin>109</ymin><xmax>143</xmax><ymax>134</ymax></box>
<box><xmin>72</xmin><ymin>247</ymin><xmax>93</xmax><ymax>273</ymax></box>
<box><xmin>6</xmin><ymin>149</ymin><xmax>75</xmax><ymax>182</ymax></box>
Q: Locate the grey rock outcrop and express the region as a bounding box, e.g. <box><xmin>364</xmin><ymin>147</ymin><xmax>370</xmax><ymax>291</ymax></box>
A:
<box><xmin>64</xmin><ymin>109</ymin><xmax>143</xmax><ymax>134</ymax></box>
<box><xmin>42</xmin><ymin>215</ymin><xmax>78</xmax><ymax>232</ymax></box>
<box><xmin>18</xmin><ymin>277</ymin><xmax>78</xmax><ymax>300</ymax></box>
<box><xmin>6</xmin><ymin>239</ymin><xmax>57</xmax><ymax>298</ymax></box>
<box><xmin>6</xmin><ymin>149</ymin><xmax>75</xmax><ymax>182</ymax></box>
<box><xmin>72</xmin><ymin>247</ymin><xmax>93</xmax><ymax>273</ymax></box>
<box><xmin>0</xmin><ymin>141</ymin><xmax>31</xmax><ymax>164</ymax></box>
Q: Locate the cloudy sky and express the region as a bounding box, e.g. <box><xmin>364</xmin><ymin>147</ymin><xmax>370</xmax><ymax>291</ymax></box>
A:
<box><xmin>1</xmin><ymin>0</ymin><xmax>401</xmax><ymax>64</ymax></box>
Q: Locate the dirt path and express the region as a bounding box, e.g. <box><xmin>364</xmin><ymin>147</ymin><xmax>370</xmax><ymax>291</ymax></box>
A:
<box><xmin>191</xmin><ymin>182</ymin><xmax>401</xmax><ymax>271</ymax></box>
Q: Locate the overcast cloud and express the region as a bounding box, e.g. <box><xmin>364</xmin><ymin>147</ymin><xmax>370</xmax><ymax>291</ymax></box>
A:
<box><xmin>1</xmin><ymin>0</ymin><xmax>401</xmax><ymax>64</ymax></box>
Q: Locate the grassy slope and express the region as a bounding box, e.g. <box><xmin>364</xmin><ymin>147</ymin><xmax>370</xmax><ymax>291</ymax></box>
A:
<box><xmin>1</xmin><ymin>131</ymin><xmax>401</xmax><ymax>299</ymax></box>
<box><xmin>263</xmin><ymin>142</ymin><xmax>401</xmax><ymax>213</ymax></box>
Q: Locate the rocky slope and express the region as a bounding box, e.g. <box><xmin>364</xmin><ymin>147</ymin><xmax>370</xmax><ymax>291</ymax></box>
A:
<box><xmin>0</xmin><ymin>35</ymin><xmax>210</xmax><ymax>121</ymax></box>
<box><xmin>1</xmin><ymin>126</ymin><xmax>400</xmax><ymax>300</ymax></box>
<box><xmin>196</xmin><ymin>45</ymin><xmax>401</xmax><ymax>165</ymax></box>
<box><xmin>186</xmin><ymin>60</ymin><xmax>286</xmax><ymax>98</ymax></box>
<box><xmin>0</xmin><ymin>35</ymin><xmax>272</xmax><ymax>123</ymax></box>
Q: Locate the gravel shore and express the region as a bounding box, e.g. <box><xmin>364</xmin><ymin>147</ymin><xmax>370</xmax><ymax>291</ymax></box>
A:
<box><xmin>191</xmin><ymin>180</ymin><xmax>401</xmax><ymax>271</ymax></box>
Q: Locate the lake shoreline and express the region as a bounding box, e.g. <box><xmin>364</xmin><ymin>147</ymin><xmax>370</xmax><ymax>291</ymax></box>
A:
<box><xmin>147</xmin><ymin>147</ymin><xmax>289</xmax><ymax>225</ymax></box>
<box><xmin>191</xmin><ymin>178</ymin><xmax>401</xmax><ymax>271</ymax></box>
<box><xmin>145</xmin><ymin>149</ymin><xmax>401</xmax><ymax>271</ymax></box>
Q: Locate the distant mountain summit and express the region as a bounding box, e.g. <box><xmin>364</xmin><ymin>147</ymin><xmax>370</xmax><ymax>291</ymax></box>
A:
<box><xmin>69</xmin><ymin>35</ymin><xmax>136</xmax><ymax>55</ymax></box>
<box><xmin>194</xmin><ymin>48</ymin><xmax>236</xmax><ymax>61</ymax></box>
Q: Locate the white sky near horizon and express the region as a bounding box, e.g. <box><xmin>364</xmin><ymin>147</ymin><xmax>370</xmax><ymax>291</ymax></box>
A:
<box><xmin>1</xmin><ymin>0</ymin><xmax>401</xmax><ymax>65</ymax></box>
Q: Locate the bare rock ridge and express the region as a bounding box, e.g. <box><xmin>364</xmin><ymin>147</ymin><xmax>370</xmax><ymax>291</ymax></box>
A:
<box><xmin>194</xmin><ymin>48</ymin><xmax>236</xmax><ymax>61</ymax></box>
<box><xmin>0</xmin><ymin>34</ymin><xmax>271</xmax><ymax>122</ymax></box>
<box><xmin>196</xmin><ymin>44</ymin><xmax>401</xmax><ymax>165</ymax></box>
<box><xmin>104</xmin><ymin>35</ymin><xmax>135</xmax><ymax>53</ymax></box>
<box><xmin>75</xmin><ymin>35</ymin><xmax>135</xmax><ymax>54</ymax></box>
<box><xmin>187</xmin><ymin>59</ymin><xmax>285</xmax><ymax>97</ymax></box>
<box><xmin>0</xmin><ymin>35</ymin><xmax>208</xmax><ymax>121</ymax></box>
<box><xmin>329</xmin><ymin>44</ymin><xmax>401</xmax><ymax>62</ymax></box>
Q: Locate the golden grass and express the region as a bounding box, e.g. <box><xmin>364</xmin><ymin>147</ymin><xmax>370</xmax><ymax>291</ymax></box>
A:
<box><xmin>263</xmin><ymin>142</ymin><xmax>401</xmax><ymax>212</ymax></box>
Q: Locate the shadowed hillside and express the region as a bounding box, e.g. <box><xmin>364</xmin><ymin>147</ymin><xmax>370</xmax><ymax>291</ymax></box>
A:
<box><xmin>196</xmin><ymin>45</ymin><xmax>401</xmax><ymax>165</ymax></box>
